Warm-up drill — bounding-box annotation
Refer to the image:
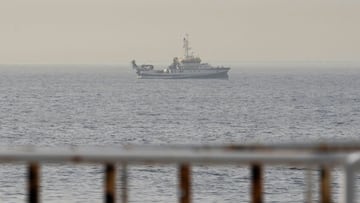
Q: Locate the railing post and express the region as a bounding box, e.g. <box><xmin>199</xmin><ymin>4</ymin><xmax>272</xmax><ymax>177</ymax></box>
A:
<box><xmin>320</xmin><ymin>166</ymin><xmax>331</xmax><ymax>203</ymax></box>
<box><xmin>251</xmin><ymin>164</ymin><xmax>263</xmax><ymax>203</ymax></box>
<box><xmin>343</xmin><ymin>165</ymin><xmax>355</xmax><ymax>203</ymax></box>
<box><xmin>105</xmin><ymin>163</ymin><xmax>116</xmax><ymax>203</ymax></box>
<box><xmin>28</xmin><ymin>162</ymin><xmax>40</xmax><ymax>203</ymax></box>
<box><xmin>305</xmin><ymin>168</ymin><xmax>313</xmax><ymax>203</ymax></box>
<box><xmin>342</xmin><ymin>153</ymin><xmax>360</xmax><ymax>203</ymax></box>
<box><xmin>178</xmin><ymin>164</ymin><xmax>191</xmax><ymax>203</ymax></box>
<box><xmin>120</xmin><ymin>164</ymin><xmax>128</xmax><ymax>203</ymax></box>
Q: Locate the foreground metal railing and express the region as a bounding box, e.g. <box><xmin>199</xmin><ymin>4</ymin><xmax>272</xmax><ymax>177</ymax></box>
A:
<box><xmin>0</xmin><ymin>143</ymin><xmax>360</xmax><ymax>203</ymax></box>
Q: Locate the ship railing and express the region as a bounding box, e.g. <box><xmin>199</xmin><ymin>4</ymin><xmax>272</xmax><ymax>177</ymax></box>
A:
<box><xmin>0</xmin><ymin>143</ymin><xmax>360</xmax><ymax>203</ymax></box>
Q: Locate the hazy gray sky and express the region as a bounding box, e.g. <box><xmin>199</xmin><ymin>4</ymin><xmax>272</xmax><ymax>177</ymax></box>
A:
<box><xmin>1</xmin><ymin>0</ymin><xmax>360</xmax><ymax>64</ymax></box>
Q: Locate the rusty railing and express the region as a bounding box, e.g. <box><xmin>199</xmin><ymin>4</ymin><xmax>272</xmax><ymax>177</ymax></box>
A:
<box><xmin>0</xmin><ymin>143</ymin><xmax>359</xmax><ymax>203</ymax></box>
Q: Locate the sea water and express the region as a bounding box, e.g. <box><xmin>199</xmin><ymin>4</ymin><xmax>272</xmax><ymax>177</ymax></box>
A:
<box><xmin>0</xmin><ymin>65</ymin><xmax>359</xmax><ymax>202</ymax></box>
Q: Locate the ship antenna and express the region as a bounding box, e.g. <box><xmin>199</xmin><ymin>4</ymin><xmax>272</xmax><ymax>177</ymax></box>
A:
<box><xmin>183</xmin><ymin>34</ymin><xmax>191</xmax><ymax>58</ymax></box>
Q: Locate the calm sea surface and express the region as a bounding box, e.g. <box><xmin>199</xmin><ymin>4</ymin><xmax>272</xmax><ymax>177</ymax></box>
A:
<box><xmin>0</xmin><ymin>65</ymin><xmax>359</xmax><ymax>202</ymax></box>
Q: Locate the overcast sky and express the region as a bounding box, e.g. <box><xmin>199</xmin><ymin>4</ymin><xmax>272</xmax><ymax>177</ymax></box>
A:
<box><xmin>0</xmin><ymin>0</ymin><xmax>359</xmax><ymax>64</ymax></box>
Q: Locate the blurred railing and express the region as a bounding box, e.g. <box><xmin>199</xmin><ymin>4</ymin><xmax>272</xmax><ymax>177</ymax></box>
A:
<box><xmin>0</xmin><ymin>143</ymin><xmax>360</xmax><ymax>203</ymax></box>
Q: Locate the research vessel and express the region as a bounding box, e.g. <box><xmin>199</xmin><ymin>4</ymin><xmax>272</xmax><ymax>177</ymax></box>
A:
<box><xmin>132</xmin><ymin>35</ymin><xmax>230</xmax><ymax>79</ymax></box>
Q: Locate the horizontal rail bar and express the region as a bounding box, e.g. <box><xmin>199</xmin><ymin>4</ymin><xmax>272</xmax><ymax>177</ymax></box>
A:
<box><xmin>3</xmin><ymin>142</ymin><xmax>360</xmax><ymax>154</ymax></box>
<box><xmin>116</xmin><ymin>142</ymin><xmax>360</xmax><ymax>152</ymax></box>
<box><xmin>0</xmin><ymin>148</ymin><xmax>352</xmax><ymax>165</ymax></box>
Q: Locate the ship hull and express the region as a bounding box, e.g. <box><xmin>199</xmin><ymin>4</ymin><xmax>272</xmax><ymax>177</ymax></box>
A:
<box><xmin>137</xmin><ymin>68</ymin><xmax>229</xmax><ymax>79</ymax></box>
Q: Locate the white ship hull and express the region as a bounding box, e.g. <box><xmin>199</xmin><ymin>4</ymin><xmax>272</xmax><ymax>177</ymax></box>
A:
<box><xmin>137</xmin><ymin>68</ymin><xmax>230</xmax><ymax>79</ymax></box>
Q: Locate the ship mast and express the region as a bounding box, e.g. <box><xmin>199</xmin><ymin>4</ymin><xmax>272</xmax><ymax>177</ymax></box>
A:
<box><xmin>183</xmin><ymin>34</ymin><xmax>191</xmax><ymax>59</ymax></box>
